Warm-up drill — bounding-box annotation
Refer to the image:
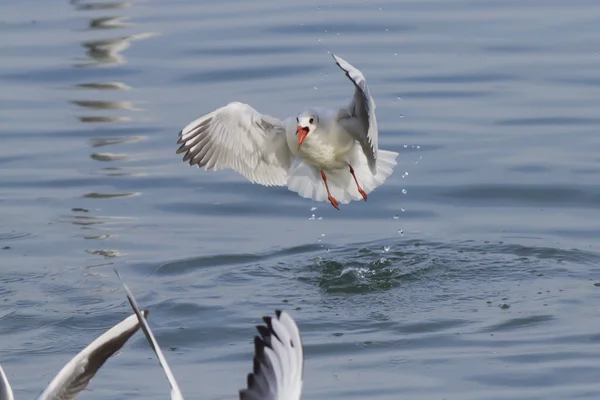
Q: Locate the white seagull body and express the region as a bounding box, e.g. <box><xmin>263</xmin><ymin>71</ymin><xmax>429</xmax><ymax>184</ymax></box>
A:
<box><xmin>116</xmin><ymin>273</ymin><xmax>304</xmax><ymax>400</ymax></box>
<box><xmin>0</xmin><ymin>310</ymin><xmax>147</xmax><ymax>400</ymax></box>
<box><xmin>177</xmin><ymin>53</ymin><xmax>398</xmax><ymax>210</ymax></box>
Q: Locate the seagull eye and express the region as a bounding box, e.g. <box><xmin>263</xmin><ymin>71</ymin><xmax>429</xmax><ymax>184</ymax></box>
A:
<box><xmin>309</xmin><ymin>118</ymin><xmax>314</xmax><ymax>124</ymax></box>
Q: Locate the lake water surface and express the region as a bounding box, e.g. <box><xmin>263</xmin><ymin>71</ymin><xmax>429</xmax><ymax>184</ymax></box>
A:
<box><xmin>2</xmin><ymin>0</ymin><xmax>600</xmax><ymax>399</ymax></box>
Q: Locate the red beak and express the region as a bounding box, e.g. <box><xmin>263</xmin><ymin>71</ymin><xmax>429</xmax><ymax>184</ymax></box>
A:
<box><xmin>296</xmin><ymin>126</ymin><xmax>309</xmax><ymax>150</ymax></box>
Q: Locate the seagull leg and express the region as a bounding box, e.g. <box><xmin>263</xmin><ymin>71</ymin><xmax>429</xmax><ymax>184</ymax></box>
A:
<box><xmin>320</xmin><ymin>170</ymin><xmax>339</xmax><ymax>210</ymax></box>
<box><xmin>348</xmin><ymin>165</ymin><xmax>368</xmax><ymax>201</ymax></box>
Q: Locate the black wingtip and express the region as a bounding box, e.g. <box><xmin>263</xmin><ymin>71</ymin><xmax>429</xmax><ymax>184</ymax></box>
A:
<box><xmin>175</xmin><ymin>143</ymin><xmax>188</xmax><ymax>155</ymax></box>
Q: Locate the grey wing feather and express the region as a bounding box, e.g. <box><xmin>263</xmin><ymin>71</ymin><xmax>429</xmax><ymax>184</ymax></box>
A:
<box><xmin>0</xmin><ymin>364</ymin><xmax>14</xmax><ymax>400</ymax></box>
<box><xmin>239</xmin><ymin>310</ymin><xmax>304</xmax><ymax>400</ymax></box>
<box><xmin>115</xmin><ymin>270</ymin><xmax>184</xmax><ymax>400</ymax></box>
<box><xmin>176</xmin><ymin>102</ymin><xmax>294</xmax><ymax>186</ymax></box>
<box><xmin>37</xmin><ymin>311</ymin><xmax>146</xmax><ymax>400</ymax></box>
<box><xmin>332</xmin><ymin>53</ymin><xmax>379</xmax><ymax>175</ymax></box>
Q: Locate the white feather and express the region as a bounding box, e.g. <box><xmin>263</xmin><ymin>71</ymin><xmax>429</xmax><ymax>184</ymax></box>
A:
<box><xmin>115</xmin><ymin>270</ymin><xmax>184</xmax><ymax>400</ymax></box>
<box><xmin>0</xmin><ymin>364</ymin><xmax>13</xmax><ymax>400</ymax></box>
<box><xmin>288</xmin><ymin>146</ymin><xmax>398</xmax><ymax>204</ymax></box>
<box><xmin>239</xmin><ymin>311</ymin><xmax>304</xmax><ymax>400</ymax></box>
<box><xmin>36</xmin><ymin>312</ymin><xmax>145</xmax><ymax>400</ymax></box>
<box><xmin>176</xmin><ymin>54</ymin><xmax>399</xmax><ymax>208</ymax></box>
<box><xmin>176</xmin><ymin>102</ymin><xmax>294</xmax><ymax>187</ymax></box>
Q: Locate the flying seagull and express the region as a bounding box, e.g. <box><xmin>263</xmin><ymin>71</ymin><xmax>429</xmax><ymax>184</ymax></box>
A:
<box><xmin>176</xmin><ymin>53</ymin><xmax>398</xmax><ymax>210</ymax></box>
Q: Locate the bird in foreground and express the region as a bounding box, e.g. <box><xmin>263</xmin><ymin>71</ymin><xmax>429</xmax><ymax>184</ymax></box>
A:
<box><xmin>176</xmin><ymin>53</ymin><xmax>399</xmax><ymax>210</ymax></box>
<box><xmin>0</xmin><ymin>310</ymin><xmax>147</xmax><ymax>400</ymax></box>
<box><xmin>116</xmin><ymin>271</ymin><xmax>304</xmax><ymax>400</ymax></box>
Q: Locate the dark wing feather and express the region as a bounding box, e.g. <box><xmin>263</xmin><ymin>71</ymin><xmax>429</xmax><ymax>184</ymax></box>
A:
<box><xmin>239</xmin><ymin>310</ymin><xmax>304</xmax><ymax>400</ymax></box>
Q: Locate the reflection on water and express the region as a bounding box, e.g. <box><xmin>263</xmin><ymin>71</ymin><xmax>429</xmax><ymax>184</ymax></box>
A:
<box><xmin>87</xmin><ymin>16</ymin><xmax>133</xmax><ymax>30</ymax></box>
<box><xmin>78</xmin><ymin>32</ymin><xmax>157</xmax><ymax>67</ymax></box>
<box><xmin>70</xmin><ymin>100</ymin><xmax>139</xmax><ymax>110</ymax></box>
<box><xmin>82</xmin><ymin>192</ymin><xmax>141</xmax><ymax>199</ymax></box>
<box><xmin>70</xmin><ymin>0</ymin><xmax>131</xmax><ymax>11</ymax></box>
<box><xmin>66</xmin><ymin>0</ymin><xmax>156</xmax><ymax>263</ymax></box>
<box><xmin>75</xmin><ymin>82</ymin><xmax>131</xmax><ymax>90</ymax></box>
<box><xmin>88</xmin><ymin>136</ymin><xmax>143</xmax><ymax>147</ymax></box>
<box><xmin>78</xmin><ymin>115</ymin><xmax>131</xmax><ymax>123</ymax></box>
<box><xmin>89</xmin><ymin>152</ymin><xmax>129</xmax><ymax>162</ymax></box>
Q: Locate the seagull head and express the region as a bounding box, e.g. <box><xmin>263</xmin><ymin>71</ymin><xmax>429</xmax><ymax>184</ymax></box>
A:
<box><xmin>296</xmin><ymin>110</ymin><xmax>319</xmax><ymax>150</ymax></box>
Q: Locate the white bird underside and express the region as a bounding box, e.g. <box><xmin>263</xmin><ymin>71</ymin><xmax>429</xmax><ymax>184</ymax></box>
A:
<box><xmin>176</xmin><ymin>53</ymin><xmax>398</xmax><ymax>209</ymax></box>
<box><xmin>117</xmin><ymin>275</ymin><xmax>305</xmax><ymax>400</ymax></box>
<box><xmin>0</xmin><ymin>311</ymin><xmax>147</xmax><ymax>400</ymax></box>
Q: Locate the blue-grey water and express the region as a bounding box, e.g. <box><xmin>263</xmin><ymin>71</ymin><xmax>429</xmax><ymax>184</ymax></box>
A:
<box><xmin>2</xmin><ymin>0</ymin><xmax>600</xmax><ymax>399</ymax></box>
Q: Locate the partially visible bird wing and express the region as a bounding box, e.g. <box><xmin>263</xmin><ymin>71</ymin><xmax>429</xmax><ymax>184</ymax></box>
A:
<box><xmin>177</xmin><ymin>102</ymin><xmax>295</xmax><ymax>186</ymax></box>
<box><xmin>333</xmin><ymin>53</ymin><xmax>378</xmax><ymax>175</ymax></box>
<box><xmin>115</xmin><ymin>270</ymin><xmax>184</xmax><ymax>400</ymax></box>
<box><xmin>36</xmin><ymin>311</ymin><xmax>146</xmax><ymax>400</ymax></box>
<box><xmin>0</xmin><ymin>364</ymin><xmax>14</xmax><ymax>400</ymax></box>
<box><xmin>239</xmin><ymin>310</ymin><xmax>304</xmax><ymax>400</ymax></box>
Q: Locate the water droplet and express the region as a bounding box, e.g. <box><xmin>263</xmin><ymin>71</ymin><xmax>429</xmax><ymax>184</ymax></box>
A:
<box><xmin>416</xmin><ymin>145</ymin><xmax>420</xmax><ymax>149</ymax></box>
<box><xmin>393</xmin><ymin>215</ymin><xmax>399</xmax><ymax>220</ymax></box>
<box><xmin>317</xmin><ymin>216</ymin><xmax>323</xmax><ymax>220</ymax></box>
<box><xmin>324</xmin><ymin>29</ymin><xmax>328</xmax><ymax>33</ymax></box>
<box><xmin>383</xmin><ymin>245</ymin><xmax>391</xmax><ymax>252</ymax></box>
<box><xmin>398</xmin><ymin>229</ymin><xmax>404</xmax><ymax>235</ymax></box>
<box><xmin>499</xmin><ymin>303</ymin><xmax>510</xmax><ymax>309</ymax></box>
<box><xmin>314</xmin><ymin>86</ymin><xmax>318</xmax><ymax>90</ymax></box>
<box><xmin>403</xmin><ymin>144</ymin><xmax>408</xmax><ymax>148</ymax></box>
<box><xmin>397</xmin><ymin>96</ymin><xmax>402</xmax><ymax>100</ymax></box>
<box><xmin>309</xmin><ymin>214</ymin><xmax>316</xmax><ymax>220</ymax></box>
<box><xmin>394</xmin><ymin>52</ymin><xmax>398</xmax><ymax>56</ymax></box>
<box><xmin>321</xmin><ymin>233</ymin><xmax>326</xmax><ymax>237</ymax></box>
<box><xmin>401</xmin><ymin>207</ymin><xmax>405</xmax><ymax>212</ymax></box>
<box><xmin>311</xmin><ymin>207</ymin><xmax>317</xmax><ymax>211</ymax></box>
<box><xmin>385</xmin><ymin>28</ymin><xmax>389</xmax><ymax>32</ymax></box>
<box><xmin>402</xmin><ymin>189</ymin><xmax>407</xmax><ymax>194</ymax></box>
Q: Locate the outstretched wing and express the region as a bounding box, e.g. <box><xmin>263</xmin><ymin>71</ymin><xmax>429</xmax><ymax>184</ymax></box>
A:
<box><xmin>36</xmin><ymin>311</ymin><xmax>146</xmax><ymax>400</ymax></box>
<box><xmin>333</xmin><ymin>53</ymin><xmax>379</xmax><ymax>175</ymax></box>
<box><xmin>239</xmin><ymin>310</ymin><xmax>304</xmax><ymax>400</ymax></box>
<box><xmin>115</xmin><ymin>270</ymin><xmax>184</xmax><ymax>400</ymax></box>
<box><xmin>176</xmin><ymin>102</ymin><xmax>295</xmax><ymax>186</ymax></box>
<box><xmin>0</xmin><ymin>364</ymin><xmax>14</xmax><ymax>400</ymax></box>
